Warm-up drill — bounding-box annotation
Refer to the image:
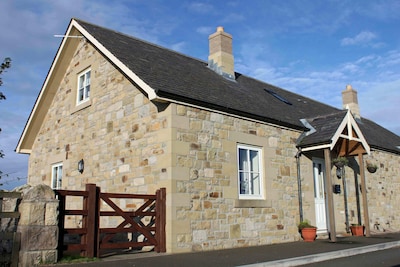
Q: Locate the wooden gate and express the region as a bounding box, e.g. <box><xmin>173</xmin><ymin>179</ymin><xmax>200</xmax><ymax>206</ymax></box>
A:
<box><xmin>0</xmin><ymin>191</ymin><xmax>22</xmax><ymax>267</ymax></box>
<box><xmin>56</xmin><ymin>184</ymin><xmax>166</xmax><ymax>258</ymax></box>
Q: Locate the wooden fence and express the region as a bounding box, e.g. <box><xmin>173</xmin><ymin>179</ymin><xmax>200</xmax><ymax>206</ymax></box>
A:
<box><xmin>56</xmin><ymin>184</ymin><xmax>166</xmax><ymax>258</ymax></box>
<box><xmin>0</xmin><ymin>191</ymin><xmax>22</xmax><ymax>267</ymax></box>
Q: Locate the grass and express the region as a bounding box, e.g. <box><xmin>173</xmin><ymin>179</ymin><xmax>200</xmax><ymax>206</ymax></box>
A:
<box><xmin>57</xmin><ymin>255</ymin><xmax>99</xmax><ymax>264</ymax></box>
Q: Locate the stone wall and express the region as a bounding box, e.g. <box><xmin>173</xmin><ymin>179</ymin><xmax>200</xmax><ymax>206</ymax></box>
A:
<box><xmin>324</xmin><ymin>150</ymin><xmax>400</xmax><ymax>234</ymax></box>
<box><xmin>169</xmin><ymin>106</ymin><xmax>304</xmax><ymax>251</ymax></box>
<box><xmin>26</xmin><ymin>37</ymin><xmax>308</xmax><ymax>252</ymax></box>
<box><xmin>24</xmin><ymin>37</ymin><xmax>400</xmax><ymax>254</ymax></box>
<box><xmin>27</xmin><ymin>39</ymin><xmax>170</xmax><ymax>228</ymax></box>
<box><xmin>364</xmin><ymin>151</ymin><xmax>400</xmax><ymax>231</ymax></box>
<box><xmin>18</xmin><ymin>184</ymin><xmax>58</xmax><ymax>267</ymax></box>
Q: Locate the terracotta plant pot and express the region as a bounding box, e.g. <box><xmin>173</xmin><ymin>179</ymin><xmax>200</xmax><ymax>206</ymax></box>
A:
<box><xmin>350</xmin><ymin>225</ymin><xmax>364</xmax><ymax>236</ymax></box>
<box><xmin>301</xmin><ymin>228</ymin><xmax>317</xmax><ymax>242</ymax></box>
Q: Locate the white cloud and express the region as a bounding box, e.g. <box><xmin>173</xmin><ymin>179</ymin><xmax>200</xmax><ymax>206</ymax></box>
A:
<box><xmin>170</xmin><ymin>41</ymin><xmax>187</xmax><ymax>53</ymax></box>
<box><xmin>187</xmin><ymin>2</ymin><xmax>214</xmax><ymax>14</ymax></box>
<box><xmin>356</xmin><ymin>55</ymin><xmax>379</xmax><ymax>64</ymax></box>
<box><xmin>196</xmin><ymin>26</ymin><xmax>214</xmax><ymax>35</ymax></box>
<box><xmin>221</xmin><ymin>13</ymin><xmax>245</xmax><ymax>23</ymax></box>
<box><xmin>341</xmin><ymin>31</ymin><xmax>377</xmax><ymax>46</ymax></box>
<box><xmin>341</xmin><ymin>63</ymin><xmax>360</xmax><ymax>74</ymax></box>
<box><xmin>378</xmin><ymin>50</ymin><xmax>400</xmax><ymax>68</ymax></box>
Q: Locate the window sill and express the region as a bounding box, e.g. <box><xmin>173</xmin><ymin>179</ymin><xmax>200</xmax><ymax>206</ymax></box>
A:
<box><xmin>71</xmin><ymin>100</ymin><xmax>91</xmax><ymax>114</ymax></box>
<box><xmin>234</xmin><ymin>199</ymin><xmax>272</xmax><ymax>208</ymax></box>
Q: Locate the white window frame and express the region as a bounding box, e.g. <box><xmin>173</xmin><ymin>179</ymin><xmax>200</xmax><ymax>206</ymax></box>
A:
<box><xmin>77</xmin><ymin>68</ymin><xmax>91</xmax><ymax>104</ymax></box>
<box><xmin>237</xmin><ymin>144</ymin><xmax>264</xmax><ymax>199</ymax></box>
<box><xmin>51</xmin><ymin>163</ymin><xmax>63</xmax><ymax>189</ymax></box>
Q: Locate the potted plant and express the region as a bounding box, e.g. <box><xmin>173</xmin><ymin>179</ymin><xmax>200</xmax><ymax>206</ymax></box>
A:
<box><xmin>350</xmin><ymin>223</ymin><xmax>364</xmax><ymax>236</ymax></box>
<box><xmin>298</xmin><ymin>221</ymin><xmax>317</xmax><ymax>242</ymax></box>
<box><xmin>332</xmin><ymin>156</ymin><xmax>348</xmax><ymax>168</ymax></box>
<box><xmin>366</xmin><ymin>162</ymin><xmax>378</xmax><ymax>173</ymax></box>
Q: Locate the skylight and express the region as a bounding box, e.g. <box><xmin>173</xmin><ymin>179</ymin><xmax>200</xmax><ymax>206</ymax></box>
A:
<box><xmin>264</xmin><ymin>89</ymin><xmax>292</xmax><ymax>105</ymax></box>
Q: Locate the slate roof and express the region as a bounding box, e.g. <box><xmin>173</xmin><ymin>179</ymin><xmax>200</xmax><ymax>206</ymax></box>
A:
<box><xmin>297</xmin><ymin>110</ymin><xmax>348</xmax><ymax>147</ymax></box>
<box><xmin>297</xmin><ymin>110</ymin><xmax>400</xmax><ymax>155</ymax></box>
<box><xmin>359</xmin><ymin>118</ymin><xmax>400</xmax><ymax>154</ymax></box>
<box><xmin>75</xmin><ymin>19</ymin><xmax>400</xmax><ymax>155</ymax></box>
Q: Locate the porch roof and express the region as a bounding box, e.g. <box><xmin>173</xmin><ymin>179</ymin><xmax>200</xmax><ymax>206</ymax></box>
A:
<box><xmin>297</xmin><ymin>110</ymin><xmax>371</xmax><ymax>156</ymax></box>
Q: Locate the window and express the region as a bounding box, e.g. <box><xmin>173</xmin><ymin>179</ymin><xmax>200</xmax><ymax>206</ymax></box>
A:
<box><xmin>51</xmin><ymin>163</ymin><xmax>63</xmax><ymax>189</ymax></box>
<box><xmin>264</xmin><ymin>88</ymin><xmax>292</xmax><ymax>105</ymax></box>
<box><xmin>77</xmin><ymin>69</ymin><xmax>91</xmax><ymax>104</ymax></box>
<box><xmin>237</xmin><ymin>144</ymin><xmax>263</xmax><ymax>199</ymax></box>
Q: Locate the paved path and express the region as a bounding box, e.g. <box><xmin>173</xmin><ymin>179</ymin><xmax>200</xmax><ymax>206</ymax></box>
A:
<box><xmin>50</xmin><ymin>232</ymin><xmax>400</xmax><ymax>267</ymax></box>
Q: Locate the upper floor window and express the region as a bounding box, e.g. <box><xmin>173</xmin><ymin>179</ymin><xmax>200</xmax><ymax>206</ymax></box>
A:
<box><xmin>51</xmin><ymin>163</ymin><xmax>63</xmax><ymax>189</ymax></box>
<box><xmin>237</xmin><ymin>144</ymin><xmax>263</xmax><ymax>199</ymax></box>
<box><xmin>77</xmin><ymin>69</ymin><xmax>91</xmax><ymax>104</ymax></box>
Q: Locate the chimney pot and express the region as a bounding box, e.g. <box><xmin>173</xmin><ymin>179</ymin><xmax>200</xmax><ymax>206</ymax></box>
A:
<box><xmin>217</xmin><ymin>26</ymin><xmax>224</xmax><ymax>32</ymax></box>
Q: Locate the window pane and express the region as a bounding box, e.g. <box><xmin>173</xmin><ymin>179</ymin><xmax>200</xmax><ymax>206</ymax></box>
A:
<box><xmin>239</xmin><ymin>172</ymin><xmax>249</xmax><ymax>194</ymax></box>
<box><xmin>238</xmin><ymin>148</ymin><xmax>247</xmax><ymax>171</ymax></box>
<box><xmin>251</xmin><ymin>173</ymin><xmax>260</xmax><ymax>195</ymax></box>
<box><xmin>85</xmin><ymin>85</ymin><xmax>90</xmax><ymax>98</ymax></box>
<box><xmin>85</xmin><ymin>71</ymin><xmax>91</xmax><ymax>85</ymax></box>
<box><xmin>78</xmin><ymin>75</ymin><xmax>84</xmax><ymax>89</ymax></box>
<box><xmin>79</xmin><ymin>88</ymin><xmax>84</xmax><ymax>101</ymax></box>
<box><xmin>249</xmin><ymin>150</ymin><xmax>259</xmax><ymax>172</ymax></box>
<box><xmin>52</xmin><ymin>167</ymin><xmax>57</xmax><ymax>189</ymax></box>
<box><xmin>57</xmin><ymin>166</ymin><xmax>63</xmax><ymax>189</ymax></box>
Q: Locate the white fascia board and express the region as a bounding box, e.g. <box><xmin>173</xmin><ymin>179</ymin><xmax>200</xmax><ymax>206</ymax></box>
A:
<box><xmin>330</xmin><ymin>110</ymin><xmax>370</xmax><ymax>154</ymax></box>
<box><xmin>301</xmin><ymin>144</ymin><xmax>331</xmax><ymax>152</ymax></box>
<box><xmin>330</xmin><ymin>114</ymin><xmax>348</xmax><ymax>149</ymax></box>
<box><xmin>16</xmin><ymin>21</ymin><xmax>77</xmax><ymax>153</ymax></box>
<box><xmin>71</xmin><ymin>20</ymin><xmax>158</xmax><ymax>100</ymax></box>
<box><xmin>347</xmin><ymin>111</ymin><xmax>370</xmax><ymax>154</ymax></box>
<box><xmin>17</xmin><ymin>19</ymin><xmax>159</xmax><ymax>153</ymax></box>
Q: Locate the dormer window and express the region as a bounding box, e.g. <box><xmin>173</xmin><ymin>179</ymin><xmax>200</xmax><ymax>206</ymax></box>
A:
<box><xmin>77</xmin><ymin>69</ymin><xmax>91</xmax><ymax>104</ymax></box>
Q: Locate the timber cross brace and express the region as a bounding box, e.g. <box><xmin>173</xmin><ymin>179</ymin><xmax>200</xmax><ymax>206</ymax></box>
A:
<box><xmin>56</xmin><ymin>184</ymin><xmax>166</xmax><ymax>258</ymax></box>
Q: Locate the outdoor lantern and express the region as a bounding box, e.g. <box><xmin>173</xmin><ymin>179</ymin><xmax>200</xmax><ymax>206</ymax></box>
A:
<box><xmin>336</xmin><ymin>167</ymin><xmax>342</xmax><ymax>179</ymax></box>
<box><xmin>78</xmin><ymin>159</ymin><xmax>84</xmax><ymax>174</ymax></box>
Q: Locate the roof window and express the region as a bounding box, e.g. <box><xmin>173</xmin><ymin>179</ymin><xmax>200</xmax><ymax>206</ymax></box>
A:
<box><xmin>264</xmin><ymin>89</ymin><xmax>292</xmax><ymax>105</ymax></box>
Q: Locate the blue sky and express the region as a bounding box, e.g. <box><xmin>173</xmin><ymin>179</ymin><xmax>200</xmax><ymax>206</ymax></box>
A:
<box><xmin>0</xmin><ymin>0</ymin><xmax>399</xmax><ymax>190</ymax></box>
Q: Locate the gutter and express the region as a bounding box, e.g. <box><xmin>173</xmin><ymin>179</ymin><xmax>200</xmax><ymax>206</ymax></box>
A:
<box><xmin>154</xmin><ymin>90</ymin><xmax>308</xmax><ymax>133</ymax></box>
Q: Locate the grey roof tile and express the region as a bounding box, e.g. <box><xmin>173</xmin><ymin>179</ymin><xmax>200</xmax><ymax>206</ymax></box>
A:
<box><xmin>75</xmin><ymin>19</ymin><xmax>400</xmax><ymax>155</ymax></box>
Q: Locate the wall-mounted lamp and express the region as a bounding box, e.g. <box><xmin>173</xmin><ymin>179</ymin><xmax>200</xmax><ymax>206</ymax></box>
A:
<box><xmin>78</xmin><ymin>159</ymin><xmax>84</xmax><ymax>174</ymax></box>
<box><xmin>336</xmin><ymin>167</ymin><xmax>342</xmax><ymax>179</ymax></box>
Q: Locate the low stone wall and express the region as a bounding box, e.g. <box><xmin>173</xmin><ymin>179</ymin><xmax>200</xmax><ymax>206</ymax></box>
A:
<box><xmin>18</xmin><ymin>184</ymin><xmax>59</xmax><ymax>267</ymax></box>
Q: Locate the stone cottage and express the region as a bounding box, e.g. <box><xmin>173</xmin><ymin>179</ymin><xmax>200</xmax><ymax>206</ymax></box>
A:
<box><xmin>16</xmin><ymin>18</ymin><xmax>400</xmax><ymax>253</ymax></box>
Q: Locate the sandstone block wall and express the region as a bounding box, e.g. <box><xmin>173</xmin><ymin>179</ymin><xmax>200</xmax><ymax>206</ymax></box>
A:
<box><xmin>18</xmin><ymin>184</ymin><xmax>58</xmax><ymax>267</ymax></box>
<box><xmin>363</xmin><ymin>151</ymin><xmax>400</xmax><ymax>231</ymax></box>
<box><xmin>25</xmin><ymin>38</ymin><xmax>400</xmax><ymax>254</ymax></box>
<box><xmin>319</xmin><ymin>150</ymin><xmax>400</xmax><ymax>234</ymax></box>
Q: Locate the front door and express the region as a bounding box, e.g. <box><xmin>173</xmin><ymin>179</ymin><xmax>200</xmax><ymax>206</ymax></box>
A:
<box><xmin>313</xmin><ymin>158</ymin><xmax>327</xmax><ymax>232</ymax></box>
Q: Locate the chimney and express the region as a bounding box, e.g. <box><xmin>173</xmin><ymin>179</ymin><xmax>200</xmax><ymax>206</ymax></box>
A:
<box><xmin>342</xmin><ymin>84</ymin><xmax>360</xmax><ymax>119</ymax></box>
<box><xmin>208</xmin><ymin>26</ymin><xmax>235</xmax><ymax>80</ymax></box>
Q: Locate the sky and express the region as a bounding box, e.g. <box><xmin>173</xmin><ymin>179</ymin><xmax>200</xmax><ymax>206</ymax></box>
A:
<box><xmin>0</xmin><ymin>0</ymin><xmax>399</xmax><ymax>190</ymax></box>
